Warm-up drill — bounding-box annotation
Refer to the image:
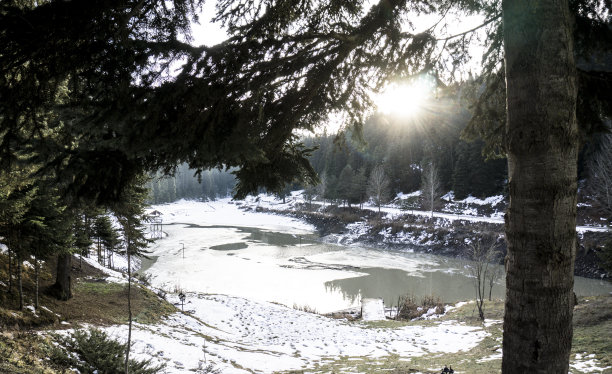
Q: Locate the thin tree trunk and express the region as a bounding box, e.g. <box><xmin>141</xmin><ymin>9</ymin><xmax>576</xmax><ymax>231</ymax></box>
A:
<box><xmin>430</xmin><ymin>177</ymin><xmax>434</xmax><ymax>218</ymax></box>
<box><xmin>125</xmin><ymin>228</ymin><xmax>132</xmax><ymax>374</ymax></box>
<box><xmin>7</xmin><ymin>245</ymin><xmax>12</xmax><ymax>293</ymax></box>
<box><xmin>17</xmin><ymin>254</ymin><xmax>23</xmax><ymax>311</ymax></box>
<box><xmin>34</xmin><ymin>255</ymin><xmax>39</xmax><ymax>311</ymax></box>
<box><xmin>501</xmin><ymin>1</ymin><xmax>578</xmax><ymax>372</ymax></box>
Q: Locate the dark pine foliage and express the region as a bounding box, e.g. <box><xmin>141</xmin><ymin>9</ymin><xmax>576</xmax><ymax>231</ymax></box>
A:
<box><xmin>50</xmin><ymin>328</ymin><xmax>163</xmax><ymax>374</ymax></box>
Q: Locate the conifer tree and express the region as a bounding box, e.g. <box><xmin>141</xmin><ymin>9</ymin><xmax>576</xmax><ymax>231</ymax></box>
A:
<box><xmin>316</xmin><ymin>175</ymin><xmax>327</xmax><ymax>206</ymax></box>
<box><xmin>94</xmin><ymin>215</ymin><xmax>122</xmax><ymax>269</ymax></box>
<box><xmin>588</xmin><ymin>133</ymin><xmax>612</xmax><ymax>219</ymax></box>
<box><xmin>111</xmin><ymin>176</ymin><xmax>151</xmax><ymax>374</ymax></box>
<box><xmin>73</xmin><ymin>210</ymin><xmax>94</xmax><ymax>268</ymax></box>
<box><xmin>25</xmin><ymin>184</ymin><xmax>73</xmax><ymax>310</ymax></box>
<box><xmin>451</xmin><ymin>142</ymin><xmax>472</xmax><ymax>200</ymax></box>
<box><xmin>1</xmin><ymin>180</ymin><xmax>37</xmax><ymax>309</ymax></box>
<box><xmin>0</xmin><ymin>165</ymin><xmax>36</xmax><ymax>294</ymax></box>
<box><xmin>323</xmin><ymin>174</ymin><xmax>339</xmax><ymax>204</ymax></box>
<box><xmin>2</xmin><ymin>0</ymin><xmax>610</xmax><ymax>371</ymax></box>
<box><xmin>452</xmin><ymin>140</ymin><xmax>506</xmax><ymax>199</ymax></box>
<box><xmin>338</xmin><ymin>165</ymin><xmax>355</xmax><ymax>207</ymax></box>
<box><xmin>350</xmin><ymin>167</ymin><xmax>366</xmax><ymax>209</ymax></box>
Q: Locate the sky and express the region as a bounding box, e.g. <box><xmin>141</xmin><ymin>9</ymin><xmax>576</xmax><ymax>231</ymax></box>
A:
<box><xmin>190</xmin><ymin>1</ymin><xmax>227</xmax><ymax>46</ymax></box>
<box><xmin>187</xmin><ymin>1</ymin><xmax>487</xmax><ymax>133</ymax></box>
<box><xmin>189</xmin><ymin>1</ymin><xmax>486</xmax><ymax>55</ymax></box>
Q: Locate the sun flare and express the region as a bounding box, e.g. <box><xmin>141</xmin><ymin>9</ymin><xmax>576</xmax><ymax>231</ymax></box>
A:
<box><xmin>374</xmin><ymin>79</ymin><xmax>433</xmax><ymax>117</ymax></box>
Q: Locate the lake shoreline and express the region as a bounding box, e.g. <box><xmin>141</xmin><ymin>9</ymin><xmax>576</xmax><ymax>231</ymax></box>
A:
<box><xmin>140</xmin><ymin>200</ymin><xmax>611</xmax><ymax>314</ymax></box>
<box><xmin>246</xmin><ymin>203</ymin><xmax>611</xmax><ymax>281</ymax></box>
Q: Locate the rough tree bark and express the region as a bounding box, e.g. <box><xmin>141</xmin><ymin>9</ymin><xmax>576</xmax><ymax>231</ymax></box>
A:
<box><xmin>501</xmin><ymin>0</ymin><xmax>578</xmax><ymax>373</ymax></box>
<box><xmin>49</xmin><ymin>253</ymin><xmax>72</xmax><ymax>300</ymax></box>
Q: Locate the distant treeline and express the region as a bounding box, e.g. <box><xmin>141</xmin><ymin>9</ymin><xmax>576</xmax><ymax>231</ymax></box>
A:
<box><xmin>146</xmin><ymin>95</ymin><xmax>607</xmax><ymax>206</ymax></box>
<box><xmin>146</xmin><ymin>166</ymin><xmax>237</xmax><ymax>204</ymax></box>
<box><xmin>144</xmin><ymin>97</ymin><xmax>508</xmax><ymax>204</ymax></box>
<box><xmin>304</xmin><ymin>97</ymin><xmax>507</xmax><ymax>203</ymax></box>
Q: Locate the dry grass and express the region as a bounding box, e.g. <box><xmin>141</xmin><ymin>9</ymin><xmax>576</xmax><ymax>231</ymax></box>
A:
<box><xmin>395</xmin><ymin>294</ymin><xmax>445</xmax><ymax>320</ymax></box>
<box><xmin>0</xmin><ymin>253</ymin><xmax>175</xmax><ymax>328</ymax></box>
<box><xmin>0</xmin><ymin>252</ymin><xmax>177</xmax><ymax>373</ymax></box>
<box><xmin>292</xmin><ymin>303</ymin><xmax>319</xmax><ymax>314</ymax></box>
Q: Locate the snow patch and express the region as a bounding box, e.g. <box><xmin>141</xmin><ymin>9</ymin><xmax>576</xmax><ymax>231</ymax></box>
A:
<box><xmin>80</xmin><ymin>255</ymin><xmax>128</xmax><ymax>283</ymax></box>
<box><xmin>397</xmin><ymin>191</ymin><xmax>422</xmax><ymax>199</ymax></box>
<box><xmin>25</xmin><ymin>305</ymin><xmax>38</xmax><ymax>317</ymax></box>
<box><xmin>361</xmin><ymin>298</ymin><xmax>386</xmax><ymax>321</ymax></box>
<box><xmin>96</xmin><ymin>293</ymin><xmax>489</xmax><ymax>373</ymax></box>
<box><xmin>571</xmin><ymin>353</ymin><xmax>612</xmax><ymax>373</ymax></box>
<box><xmin>457</xmin><ymin>195</ymin><xmax>505</xmax><ymax>206</ymax></box>
<box><xmin>149</xmin><ymin>198</ymin><xmax>315</xmax><ymax>234</ymax></box>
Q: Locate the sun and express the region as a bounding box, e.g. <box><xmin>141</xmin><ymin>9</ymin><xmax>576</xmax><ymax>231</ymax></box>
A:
<box><xmin>374</xmin><ymin>79</ymin><xmax>433</xmax><ymax>117</ymax></box>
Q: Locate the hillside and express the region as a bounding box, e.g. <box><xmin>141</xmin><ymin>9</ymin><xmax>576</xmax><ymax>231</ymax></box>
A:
<box><xmin>241</xmin><ymin>191</ymin><xmax>612</xmax><ymax>280</ymax></box>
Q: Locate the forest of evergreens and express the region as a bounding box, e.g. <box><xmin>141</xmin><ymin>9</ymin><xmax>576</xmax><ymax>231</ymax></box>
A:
<box><xmin>148</xmin><ymin>93</ymin><xmax>609</xmax><ymax>210</ymax></box>
<box><xmin>1</xmin><ymin>0</ymin><xmax>611</xmax><ymax>372</ymax></box>
<box><xmin>146</xmin><ymin>167</ymin><xmax>237</xmax><ymax>204</ymax></box>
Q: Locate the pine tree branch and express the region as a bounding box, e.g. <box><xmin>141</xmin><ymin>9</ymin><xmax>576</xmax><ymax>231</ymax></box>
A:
<box><xmin>434</xmin><ymin>13</ymin><xmax>501</xmax><ymax>42</ymax></box>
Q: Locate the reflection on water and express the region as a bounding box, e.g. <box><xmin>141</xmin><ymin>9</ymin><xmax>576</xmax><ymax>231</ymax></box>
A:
<box><xmin>149</xmin><ymin>223</ymin><xmax>612</xmax><ymax>311</ymax></box>
<box><xmin>325</xmin><ymin>267</ymin><xmax>505</xmax><ymax>305</ymax></box>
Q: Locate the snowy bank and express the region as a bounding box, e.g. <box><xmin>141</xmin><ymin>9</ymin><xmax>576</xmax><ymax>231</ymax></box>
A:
<box><xmin>103</xmin><ymin>293</ymin><xmax>489</xmax><ymax>373</ymax></box>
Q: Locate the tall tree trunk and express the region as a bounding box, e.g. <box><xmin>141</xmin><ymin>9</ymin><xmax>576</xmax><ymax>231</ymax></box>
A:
<box><xmin>7</xmin><ymin>245</ymin><xmax>12</xmax><ymax>293</ymax></box>
<box><xmin>17</xmin><ymin>254</ymin><xmax>23</xmax><ymax>311</ymax></box>
<box><xmin>49</xmin><ymin>253</ymin><xmax>72</xmax><ymax>300</ymax></box>
<box><xmin>501</xmin><ymin>1</ymin><xmax>578</xmax><ymax>373</ymax></box>
<box><xmin>34</xmin><ymin>255</ymin><xmax>39</xmax><ymax>311</ymax></box>
<box><xmin>125</xmin><ymin>230</ymin><xmax>132</xmax><ymax>374</ymax></box>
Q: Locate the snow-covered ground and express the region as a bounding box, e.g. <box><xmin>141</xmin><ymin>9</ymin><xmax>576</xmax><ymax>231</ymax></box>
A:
<box><xmin>62</xmin><ymin>196</ymin><xmax>612</xmax><ymax>374</ymax></box>
<box><xmin>149</xmin><ymin>197</ymin><xmax>315</xmax><ymax>234</ymax></box>
<box><xmin>242</xmin><ymin>191</ymin><xmax>610</xmax><ymax>233</ymax></box>
<box><xmin>100</xmin><ymin>292</ymin><xmax>491</xmax><ymax>373</ymax></box>
<box><xmin>80</xmin><ymin>246</ymin><xmax>493</xmax><ymax>373</ymax></box>
<box><xmin>571</xmin><ymin>353</ymin><xmax>612</xmax><ymax>373</ymax></box>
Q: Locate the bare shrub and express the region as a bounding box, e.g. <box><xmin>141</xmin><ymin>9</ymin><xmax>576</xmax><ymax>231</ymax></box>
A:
<box><xmin>337</xmin><ymin>211</ymin><xmax>361</xmax><ymax>223</ymax></box>
<box><xmin>172</xmin><ymin>284</ymin><xmax>184</xmax><ymax>294</ymax></box>
<box><xmin>421</xmin><ymin>295</ymin><xmax>445</xmax><ymax>315</ymax></box>
<box><xmin>395</xmin><ymin>294</ymin><xmax>445</xmax><ymax>320</ymax></box>
<box><xmin>196</xmin><ymin>362</ymin><xmax>221</xmax><ymax>374</ymax></box>
<box><xmin>136</xmin><ymin>272</ymin><xmax>152</xmax><ymax>286</ymax></box>
<box><xmin>466</xmin><ymin>232</ymin><xmax>502</xmax><ymax>320</ymax></box>
<box><xmin>292</xmin><ymin>303</ymin><xmax>318</xmax><ymax>314</ymax></box>
<box><xmin>390</xmin><ymin>221</ymin><xmax>405</xmax><ymax>235</ymax></box>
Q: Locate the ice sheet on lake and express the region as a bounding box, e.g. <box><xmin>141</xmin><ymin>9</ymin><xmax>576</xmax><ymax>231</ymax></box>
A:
<box><xmin>149</xmin><ymin>198</ymin><xmax>315</xmax><ymax>234</ymax></box>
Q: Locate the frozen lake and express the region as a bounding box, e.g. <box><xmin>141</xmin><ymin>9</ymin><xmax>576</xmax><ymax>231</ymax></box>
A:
<box><xmin>142</xmin><ymin>200</ymin><xmax>612</xmax><ymax>313</ymax></box>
